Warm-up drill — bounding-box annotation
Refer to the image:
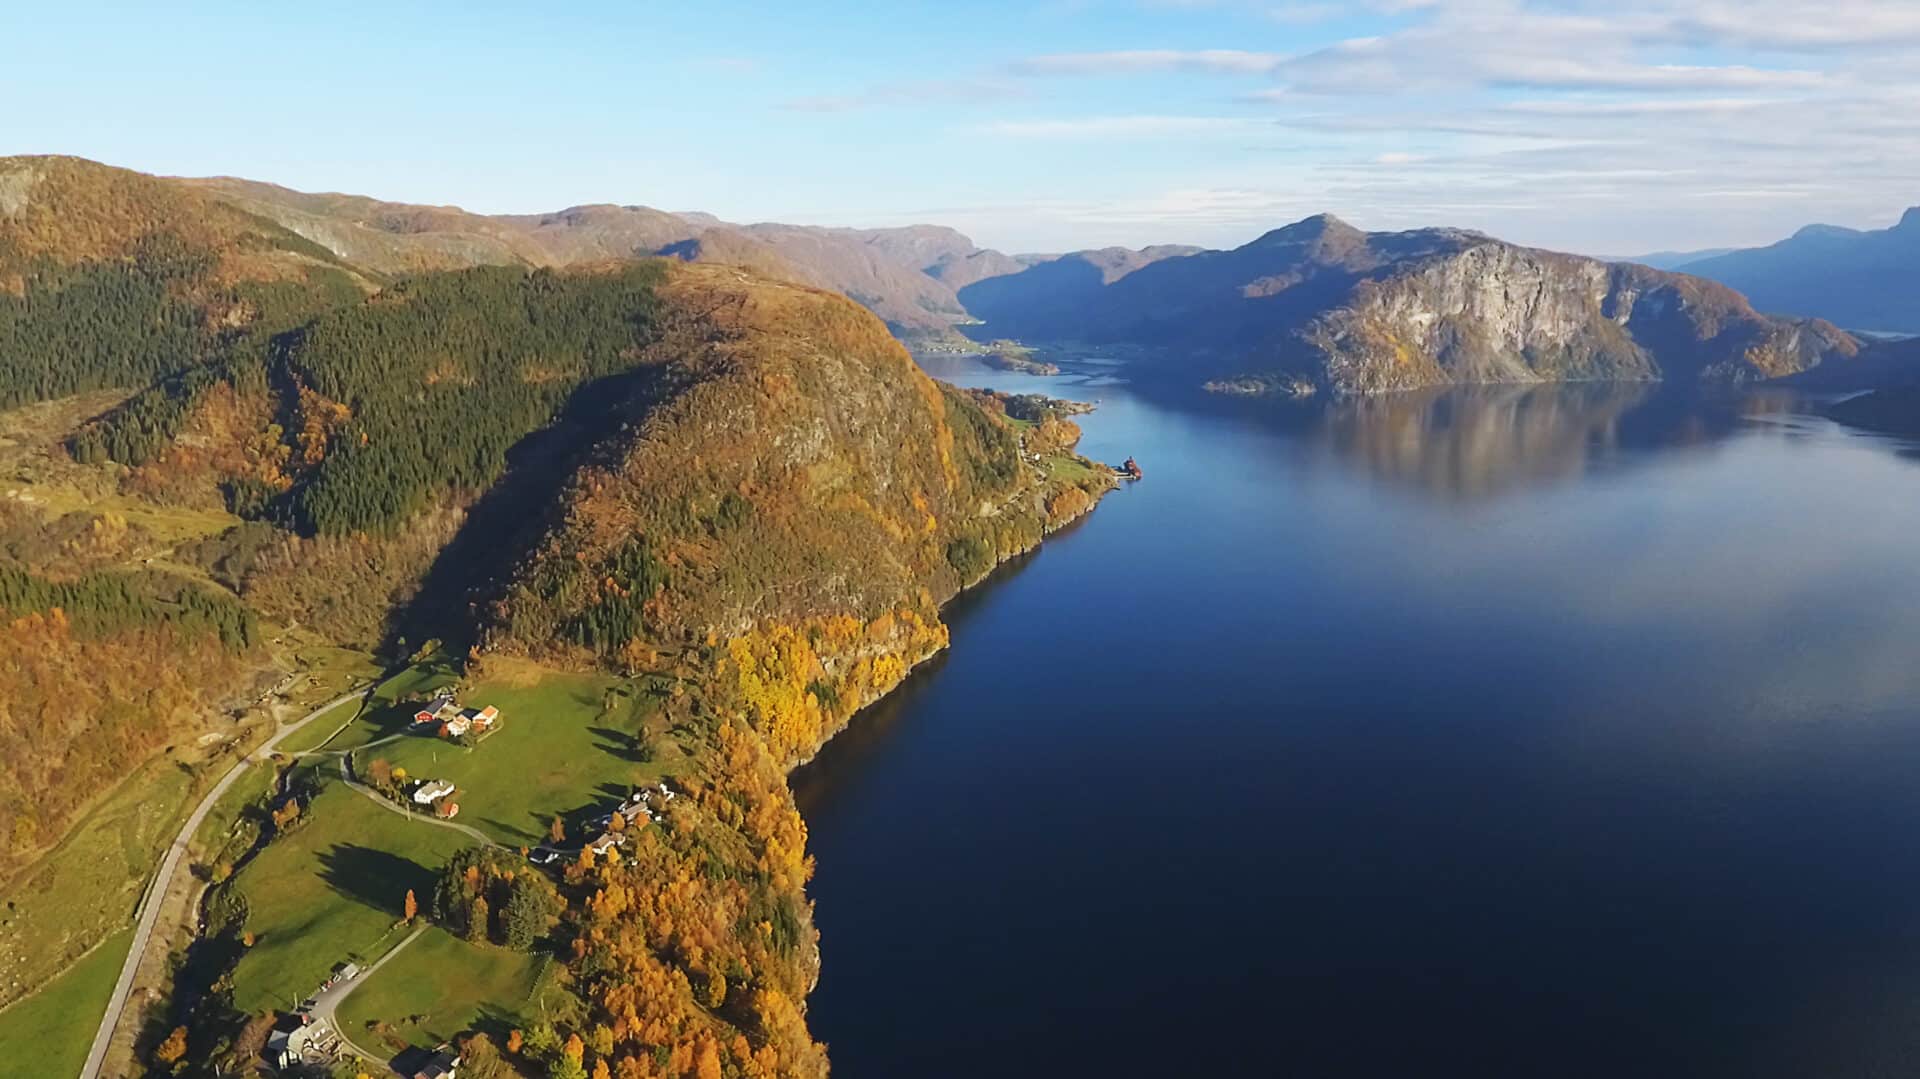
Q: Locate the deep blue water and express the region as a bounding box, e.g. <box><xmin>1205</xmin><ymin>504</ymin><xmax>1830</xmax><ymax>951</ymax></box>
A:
<box><xmin>794</xmin><ymin>360</ymin><xmax>1920</xmax><ymax>1078</ymax></box>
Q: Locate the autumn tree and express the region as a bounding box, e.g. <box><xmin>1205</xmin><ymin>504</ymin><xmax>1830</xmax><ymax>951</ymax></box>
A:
<box><xmin>466</xmin><ymin>895</ymin><xmax>490</xmax><ymax>944</ymax></box>
<box><xmin>232</xmin><ymin>1013</ymin><xmax>276</xmax><ymax>1062</ymax></box>
<box><xmin>460</xmin><ymin>1032</ymin><xmax>506</xmax><ymax>1079</ymax></box>
<box><xmin>403</xmin><ymin>887</ymin><xmax>417</xmax><ymax>923</ymax></box>
<box><xmin>550</xmin><ymin>815</ymin><xmax>566</xmax><ymax>844</ymax></box>
<box><xmin>694</xmin><ymin>1036</ymin><xmax>723</xmax><ymax>1079</ymax></box>
<box><xmin>547</xmin><ymin>1032</ymin><xmax>588</xmax><ymax>1079</ymax></box>
<box><xmin>434</xmin><ymin>845</ymin><xmax>559</xmax><ymax>948</ymax></box>
<box><xmin>367</xmin><ymin>757</ymin><xmax>393</xmax><ymax>790</ymax></box>
<box><xmin>154</xmin><ymin>1025</ymin><xmax>189</xmax><ymax>1065</ymax></box>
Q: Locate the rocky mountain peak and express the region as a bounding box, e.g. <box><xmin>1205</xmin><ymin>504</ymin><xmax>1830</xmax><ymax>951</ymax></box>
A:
<box><xmin>1250</xmin><ymin>213</ymin><xmax>1360</xmax><ymax>247</ymax></box>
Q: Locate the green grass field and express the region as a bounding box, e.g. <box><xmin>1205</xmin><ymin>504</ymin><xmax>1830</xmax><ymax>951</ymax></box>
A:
<box><xmin>335</xmin><ymin>928</ymin><xmax>547</xmax><ymax>1052</ymax></box>
<box><xmin>228</xmin><ymin>782</ymin><xmax>474</xmax><ymax>1013</ymax></box>
<box><xmin>354</xmin><ymin>671</ymin><xmax>669</xmax><ymax>847</ymax></box>
<box><xmin>277</xmin><ymin>659</ymin><xmax>461</xmax><ymax>754</ymax></box>
<box><xmin>1042</xmin><ymin>452</ymin><xmax>1102</xmax><ymax>485</ymax></box>
<box><xmin>0</xmin><ymin>928</ymin><xmax>132</xmax><ymax>1078</ymax></box>
<box><xmin>0</xmin><ymin>756</ymin><xmax>210</xmax><ymax>1009</ymax></box>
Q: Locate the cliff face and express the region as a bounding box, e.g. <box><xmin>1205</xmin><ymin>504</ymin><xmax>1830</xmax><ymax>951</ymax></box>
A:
<box><xmin>961</xmin><ymin>214</ymin><xmax>1864</xmax><ymax>397</ymax></box>
<box><xmin>1281</xmin><ymin>243</ymin><xmax>1856</xmax><ymax>396</ymax></box>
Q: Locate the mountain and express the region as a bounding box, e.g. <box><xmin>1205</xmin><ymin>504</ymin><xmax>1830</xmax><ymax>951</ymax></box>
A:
<box><xmin>1679</xmin><ymin>208</ymin><xmax>1920</xmax><ymax>333</ymax></box>
<box><xmin>1614</xmin><ymin>247</ymin><xmax>1738</xmax><ymax>270</ymax></box>
<box><xmin>1828</xmin><ymin>386</ymin><xmax>1920</xmax><ymax>436</ymax></box>
<box><xmin>0</xmin><ymin>154</ymin><xmax>1111</xmax><ymax>1075</ymax></box>
<box><xmin>189</xmin><ymin>175</ymin><xmax>1010</xmax><ymax>339</ymax></box>
<box><xmin>956</xmin><ymin>242</ymin><xmax>1204</xmax><ymax>339</ymax></box>
<box><xmin>962</xmin><ymin>214</ymin><xmax>1864</xmax><ymax>396</ymax></box>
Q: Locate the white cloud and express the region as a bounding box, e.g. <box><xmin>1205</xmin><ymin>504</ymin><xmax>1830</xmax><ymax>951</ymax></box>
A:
<box><xmin>943</xmin><ymin>0</ymin><xmax>1920</xmax><ymax>252</ymax></box>
<box><xmin>1500</xmin><ymin>96</ymin><xmax>1789</xmax><ymax>116</ymax></box>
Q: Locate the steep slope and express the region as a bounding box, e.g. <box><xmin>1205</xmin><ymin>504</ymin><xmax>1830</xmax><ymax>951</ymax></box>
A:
<box><xmin>484</xmin><ymin>265</ymin><xmax>1106</xmax><ymax>695</ymax></box>
<box><xmin>1681</xmin><ymin>209</ymin><xmax>1920</xmax><ymax>333</ymax></box>
<box><xmin>964</xmin><ymin>214</ymin><xmax>1863</xmax><ymax>396</ymax></box>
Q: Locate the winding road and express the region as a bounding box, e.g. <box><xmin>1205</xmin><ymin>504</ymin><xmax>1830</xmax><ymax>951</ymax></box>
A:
<box><xmin>308</xmin><ymin>923</ymin><xmax>429</xmax><ymax>1073</ymax></box>
<box><xmin>78</xmin><ymin>687</ymin><xmax>370</xmax><ymax>1079</ymax></box>
<box><xmin>332</xmin><ymin>751</ymin><xmax>499</xmax><ymax>848</ymax></box>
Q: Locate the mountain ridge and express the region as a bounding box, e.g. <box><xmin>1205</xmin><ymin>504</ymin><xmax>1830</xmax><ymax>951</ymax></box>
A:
<box><xmin>959</xmin><ymin>217</ymin><xmax>1869</xmax><ymax>396</ymax></box>
<box><xmin>1668</xmin><ymin>206</ymin><xmax>1920</xmax><ymax>334</ymax></box>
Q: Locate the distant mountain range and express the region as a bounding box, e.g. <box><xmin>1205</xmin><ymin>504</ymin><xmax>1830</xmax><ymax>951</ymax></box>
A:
<box><xmin>959</xmin><ymin>214</ymin><xmax>1864</xmax><ymax>396</ymax></box>
<box><xmin>1620</xmin><ymin>208</ymin><xmax>1920</xmax><ymax>334</ymax></box>
<box><xmin>8</xmin><ymin>154</ymin><xmax>1911</xmax><ymax>398</ymax></box>
<box><xmin>1609</xmin><ymin>248</ymin><xmax>1738</xmax><ymax>271</ymax></box>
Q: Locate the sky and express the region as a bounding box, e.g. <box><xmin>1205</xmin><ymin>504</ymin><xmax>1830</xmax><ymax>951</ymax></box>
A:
<box><xmin>6</xmin><ymin>0</ymin><xmax>1920</xmax><ymax>256</ymax></box>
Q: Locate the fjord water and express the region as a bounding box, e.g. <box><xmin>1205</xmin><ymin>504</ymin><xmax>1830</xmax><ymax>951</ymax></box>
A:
<box><xmin>794</xmin><ymin>361</ymin><xmax>1920</xmax><ymax>1078</ymax></box>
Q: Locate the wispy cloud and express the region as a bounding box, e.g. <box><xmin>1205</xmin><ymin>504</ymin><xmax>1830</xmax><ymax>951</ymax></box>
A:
<box><xmin>976</xmin><ymin>115</ymin><xmax>1263</xmax><ymax>137</ymax></box>
<box><xmin>1007</xmin><ymin>49</ymin><xmax>1286</xmax><ymax>76</ymax></box>
<box><xmin>782</xmin><ymin>78</ymin><xmax>1025</xmax><ymax>113</ymax></box>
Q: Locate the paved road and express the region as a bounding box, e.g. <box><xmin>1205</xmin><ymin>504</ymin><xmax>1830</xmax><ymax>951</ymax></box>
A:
<box><xmin>309</xmin><ymin>923</ymin><xmax>428</xmax><ymax>1075</ymax></box>
<box><xmin>78</xmin><ymin>688</ymin><xmax>371</xmax><ymax>1079</ymax></box>
<box><xmin>333</xmin><ymin>753</ymin><xmax>499</xmax><ymax>848</ymax></box>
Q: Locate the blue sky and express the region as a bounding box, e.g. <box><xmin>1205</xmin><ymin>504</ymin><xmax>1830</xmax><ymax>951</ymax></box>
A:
<box><xmin>7</xmin><ymin>1</ymin><xmax>1920</xmax><ymax>255</ymax></box>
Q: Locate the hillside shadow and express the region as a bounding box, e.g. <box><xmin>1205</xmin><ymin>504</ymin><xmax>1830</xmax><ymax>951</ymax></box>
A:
<box><xmin>317</xmin><ymin>843</ymin><xmax>438</xmax><ymax>915</ymax></box>
<box><xmin>383</xmin><ymin>363</ymin><xmax>681</xmax><ymax>657</ymax></box>
<box><xmin>958</xmin><ymin>258</ymin><xmax>1108</xmax><ymax>341</ymax></box>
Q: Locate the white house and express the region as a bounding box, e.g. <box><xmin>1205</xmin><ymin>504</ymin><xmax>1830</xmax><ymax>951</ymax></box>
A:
<box><xmin>412</xmin><ymin>779</ymin><xmax>456</xmax><ymax>805</ymax></box>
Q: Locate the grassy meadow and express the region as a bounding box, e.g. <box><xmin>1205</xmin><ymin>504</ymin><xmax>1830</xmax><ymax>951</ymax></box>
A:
<box><xmin>353</xmin><ymin>668</ymin><xmax>671</xmax><ymax>847</ymax></box>
<box><xmin>228</xmin><ymin>781</ymin><xmax>472</xmax><ymax>1013</ymax></box>
<box><xmin>334</xmin><ymin>927</ymin><xmax>548</xmax><ymax>1052</ymax></box>
<box><xmin>0</xmin><ymin>928</ymin><xmax>133</xmax><ymax>1079</ymax></box>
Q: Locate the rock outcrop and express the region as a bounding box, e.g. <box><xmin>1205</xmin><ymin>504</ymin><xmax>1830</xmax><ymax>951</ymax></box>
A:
<box><xmin>963</xmin><ymin>214</ymin><xmax>1864</xmax><ymax>396</ymax></box>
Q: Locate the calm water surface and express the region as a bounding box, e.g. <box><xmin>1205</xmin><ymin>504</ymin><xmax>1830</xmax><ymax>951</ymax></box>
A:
<box><xmin>795</xmin><ymin>359</ymin><xmax>1920</xmax><ymax>1078</ymax></box>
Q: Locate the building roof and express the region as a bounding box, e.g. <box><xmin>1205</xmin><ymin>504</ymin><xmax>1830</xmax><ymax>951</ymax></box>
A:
<box><xmin>412</xmin><ymin>779</ymin><xmax>456</xmax><ymax>803</ymax></box>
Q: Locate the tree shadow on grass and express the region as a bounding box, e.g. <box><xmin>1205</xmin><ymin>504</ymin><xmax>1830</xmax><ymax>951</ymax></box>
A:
<box><xmin>473</xmin><ymin>1003</ymin><xmax>531</xmax><ymax>1042</ymax></box>
<box><xmin>317</xmin><ymin>843</ymin><xmax>439</xmax><ymax>916</ymax></box>
<box><xmin>479</xmin><ymin>817</ymin><xmax>541</xmax><ymax>847</ymax></box>
<box><xmin>588</xmin><ymin>725</ymin><xmax>650</xmax><ymax>763</ymax></box>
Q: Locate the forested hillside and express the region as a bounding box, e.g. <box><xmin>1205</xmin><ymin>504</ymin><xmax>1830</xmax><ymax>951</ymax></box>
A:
<box><xmin>0</xmin><ymin>559</ymin><xmax>261</xmax><ymax>870</ymax></box>
<box><xmin>488</xmin><ymin>265</ymin><xmax>1109</xmax><ymax>759</ymax></box>
<box><xmin>0</xmin><ymin>157</ymin><xmax>1114</xmax><ymax>1079</ymax></box>
<box><xmin>0</xmin><ymin>156</ymin><xmax>369</xmax><ymax>410</ymax></box>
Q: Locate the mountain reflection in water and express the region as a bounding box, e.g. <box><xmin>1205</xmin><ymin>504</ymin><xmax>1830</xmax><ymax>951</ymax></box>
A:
<box><xmin>804</xmin><ymin>356</ymin><xmax>1920</xmax><ymax>1079</ymax></box>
